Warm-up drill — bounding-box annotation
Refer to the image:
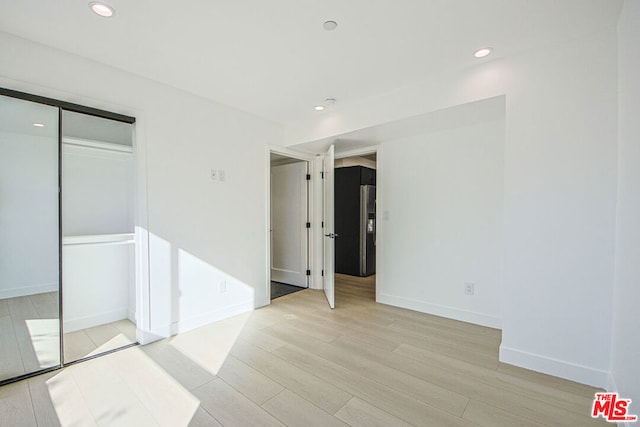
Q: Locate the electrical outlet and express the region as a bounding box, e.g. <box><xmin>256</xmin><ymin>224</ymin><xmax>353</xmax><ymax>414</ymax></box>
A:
<box><xmin>464</xmin><ymin>282</ymin><xmax>475</xmax><ymax>295</ymax></box>
<box><xmin>219</xmin><ymin>280</ymin><xmax>227</xmax><ymax>293</ymax></box>
<box><xmin>211</xmin><ymin>169</ymin><xmax>218</xmax><ymax>180</ymax></box>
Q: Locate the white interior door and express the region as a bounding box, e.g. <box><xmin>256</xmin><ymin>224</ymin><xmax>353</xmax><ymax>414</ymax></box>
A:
<box><xmin>323</xmin><ymin>145</ymin><xmax>335</xmax><ymax>308</ymax></box>
<box><xmin>270</xmin><ymin>161</ymin><xmax>308</xmax><ymax>287</ymax></box>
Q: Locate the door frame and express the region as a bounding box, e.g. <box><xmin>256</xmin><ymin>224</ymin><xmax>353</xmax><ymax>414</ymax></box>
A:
<box><xmin>265</xmin><ymin>146</ymin><xmax>315</xmax><ymax>302</ymax></box>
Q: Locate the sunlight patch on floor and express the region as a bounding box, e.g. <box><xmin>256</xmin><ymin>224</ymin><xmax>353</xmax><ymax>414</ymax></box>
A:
<box><xmin>168</xmin><ymin>311</ymin><xmax>251</xmax><ymax>376</ymax></box>
<box><xmin>46</xmin><ymin>342</ymin><xmax>199</xmax><ymax>426</ymax></box>
<box><xmin>25</xmin><ymin>318</ymin><xmax>60</xmax><ymax>368</ymax></box>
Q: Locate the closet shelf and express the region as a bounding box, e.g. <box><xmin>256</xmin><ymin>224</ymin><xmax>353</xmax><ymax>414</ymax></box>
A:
<box><xmin>63</xmin><ymin>136</ymin><xmax>133</xmax><ymax>153</ymax></box>
<box><xmin>63</xmin><ymin>233</ymin><xmax>135</xmax><ymax>246</ymax></box>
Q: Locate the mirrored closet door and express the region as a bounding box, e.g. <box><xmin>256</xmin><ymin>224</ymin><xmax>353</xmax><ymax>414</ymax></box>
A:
<box><xmin>0</xmin><ymin>94</ymin><xmax>61</xmax><ymax>382</ymax></box>
<box><xmin>61</xmin><ymin>111</ymin><xmax>137</xmax><ymax>363</ymax></box>
<box><xmin>0</xmin><ymin>88</ymin><xmax>138</xmax><ymax>385</ymax></box>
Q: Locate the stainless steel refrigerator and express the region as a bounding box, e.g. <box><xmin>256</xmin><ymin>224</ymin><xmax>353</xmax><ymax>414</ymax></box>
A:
<box><xmin>359</xmin><ymin>185</ymin><xmax>376</xmax><ymax>276</ymax></box>
<box><xmin>335</xmin><ymin>166</ymin><xmax>376</xmax><ymax>277</ymax></box>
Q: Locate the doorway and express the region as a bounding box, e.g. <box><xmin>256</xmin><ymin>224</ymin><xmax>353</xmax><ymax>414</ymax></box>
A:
<box><xmin>332</xmin><ymin>151</ymin><xmax>378</xmax><ymax>304</ymax></box>
<box><xmin>269</xmin><ymin>152</ymin><xmax>310</xmax><ymax>300</ymax></box>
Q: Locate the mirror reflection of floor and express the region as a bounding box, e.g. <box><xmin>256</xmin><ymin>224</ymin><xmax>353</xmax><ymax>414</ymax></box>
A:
<box><xmin>1</xmin><ymin>292</ymin><xmax>136</xmax><ymax>382</ymax></box>
<box><xmin>63</xmin><ymin>319</ymin><xmax>136</xmax><ymax>363</ymax></box>
<box><xmin>0</xmin><ymin>292</ymin><xmax>60</xmax><ymax>381</ymax></box>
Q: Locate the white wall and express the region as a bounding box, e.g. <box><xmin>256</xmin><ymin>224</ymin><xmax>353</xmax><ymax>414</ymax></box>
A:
<box><xmin>378</xmin><ymin>117</ymin><xmax>505</xmax><ymax>328</ymax></box>
<box><xmin>62</xmin><ymin>145</ymin><xmax>135</xmax><ymax>236</ymax></box>
<box><xmin>610</xmin><ymin>0</ymin><xmax>640</xmax><ymax>409</ymax></box>
<box><xmin>63</xmin><ymin>236</ymin><xmax>134</xmax><ymax>332</ymax></box>
<box><xmin>288</xmin><ymin>28</ymin><xmax>620</xmax><ymax>387</ymax></box>
<box><xmin>0</xmin><ymin>31</ymin><xmax>283</xmax><ymax>337</ymax></box>
<box><xmin>0</xmin><ymin>131</ymin><xmax>59</xmax><ymax>298</ymax></box>
<box><xmin>270</xmin><ymin>161</ymin><xmax>308</xmax><ymax>287</ymax></box>
<box><xmin>499</xmin><ymin>30</ymin><xmax>618</xmax><ymax>387</ymax></box>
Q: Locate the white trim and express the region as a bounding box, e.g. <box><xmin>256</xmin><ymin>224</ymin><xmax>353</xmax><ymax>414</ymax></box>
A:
<box><xmin>609</xmin><ymin>373</ymin><xmax>617</xmax><ymax>393</ymax></box>
<box><xmin>63</xmin><ymin>307</ymin><xmax>129</xmax><ymax>333</ymax></box>
<box><xmin>269</xmin><ymin>145</ymin><xmax>315</xmax><ymax>162</ymax></box>
<box><xmin>311</xmin><ymin>156</ymin><xmax>324</xmax><ymax>290</ymax></box>
<box><xmin>0</xmin><ymin>283</ymin><xmax>58</xmax><ymax>299</ymax></box>
<box><xmin>378</xmin><ymin>292</ymin><xmax>502</xmax><ymax>329</ymax></box>
<box><xmin>174</xmin><ymin>300</ymin><xmax>254</xmax><ymax>335</ymax></box>
<box><xmin>606</xmin><ymin>376</ymin><xmax>635</xmax><ymax>427</ymax></box>
<box><xmin>149</xmin><ymin>300</ymin><xmax>254</xmax><ymax>337</ymax></box>
<box><xmin>499</xmin><ymin>345</ymin><xmax>611</xmax><ymax>389</ymax></box>
<box><xmin>132</xmin><ymin>118</ymin><xmax>152</xmax><ymax>344</ymax></box>
<box><xmin>63</xmin><ymin>136</ymin><xmax>133</xmax><ymax>153</ymax></box>
<box><xmin>265</xmin><ymin>145</ymin><xmax>272</xmax><ymax>302</ymax></box>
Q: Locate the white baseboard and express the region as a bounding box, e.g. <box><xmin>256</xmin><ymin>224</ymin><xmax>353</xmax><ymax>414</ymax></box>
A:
<box><xmin>174</xmin><ymin>300</ymin><xmax>254</xmax><ymax>335</ymax></box>
<box><xmin>136</xmin><ymin>328</ymin><xmax>166</xmax><ymax>345</ymax></box>
<box><xmin>0</xmin><ymin>283</ymin><xmax>58</xmax><ymax>299</ymax></box>
<box><xmin>64</xmin><ymin>308</ymin><xmax>128</xmax><ymax>333</ymax></box>
<box><xmin>147</xmin><ymin>300</ymin><xmax>255</xmax><ymax>340</ymax></box>
<box><xmin>499</xmin><ymin>345</ymin><xmax>610</xmax><ymax>389</ymax></box>
<box><xmin>606</xmin><ymin>375</ymin><xmax>636</xmax><ymax>427</ymax></box>
<box><xmin>377</xmin><ymin>293</ymin><xmax>502</xmax><ymax>329</ymax></box>
<box><xmin>609</xmin><ymin>373</ymin><xmax>618</xmax><ymax>393</ymax></box>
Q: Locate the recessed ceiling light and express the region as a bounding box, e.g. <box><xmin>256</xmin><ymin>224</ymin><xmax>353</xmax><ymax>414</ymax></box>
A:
<box><xmin>32</xmin><ymin>122</ymin><xmax>45</xmax><ymax>128</ymax></box>
<box><xmin>314</xmin><ymin>105</ymin><xmax>325</xmax><ymax>111</ymax></box>
<box><xmin>474</xmin><ymin>47</ymin><xmax>493</xmax><ymax>58</ymax></box>
<box><xmin>89</xmin><ymin>1</ymin><xmax>115</xmax><ymax>17</ymax></box>
<box><xmin>323</xmin><ymin>21</ymin><xmax>338</xmax><ymax>31</ymax></box>
<box><xmin>325</xmin><ymin>98</ymin><xmax>336</xmax><ymax>105</ymax></box>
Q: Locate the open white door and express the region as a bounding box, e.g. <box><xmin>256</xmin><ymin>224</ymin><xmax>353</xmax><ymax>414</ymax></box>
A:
<box><xmin>323</xmin><ymin>145</ymin><xmax>335</xmax><ymax>308</ymax></box>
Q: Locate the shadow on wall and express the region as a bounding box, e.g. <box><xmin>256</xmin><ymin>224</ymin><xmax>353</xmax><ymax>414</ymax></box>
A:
<box><xmin>148</xmin><ymin>232</ymin><xmax>256</xmax><ymax>338</ymax></box>
<box><xmin>39</xmin><ymin>229</ymin><xmax>260</xmax><ymax>425</ymax></box>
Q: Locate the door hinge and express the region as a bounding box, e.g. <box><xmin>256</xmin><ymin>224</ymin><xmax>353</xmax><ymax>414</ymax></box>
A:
<box><xmin>322</xmin><ymin>221</ymin><xmax>324</xmax><ymax>228</ymax></box>
<box><xmin>306</xmin><ymin>174</ymin><xmax>311</xmax><ymax>181</ymax></box>
<box><xmin>306</xmin><ymin>269</ymin><xmax>311</xmax><ymax>276</ymax></box>
<box><xmin>306</xmin><ymin>222</ymin><xmax>311</xmax><ymax>229</ymax></box>
<box><xmin>321</xmin><ymin>171</ymin><xmax>324</xmax><ymax>179</ymax></box>
<box><xmin>321</xmin><ymin>269</ymin><xmax>324</xmax><ymax>277</ymax></box>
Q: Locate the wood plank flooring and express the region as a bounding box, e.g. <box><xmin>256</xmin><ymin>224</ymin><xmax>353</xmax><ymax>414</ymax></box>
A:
<box><xmin>1</xmin><ymin>292</ymin><xmax>137</xmax><ymax>382</ymax></box>
<box><xmin>0</xmin><ymin>292</ymin><xmax>60</xmax><ymax>381</ymax></box>
<box><xmin>0</xmin><ymin>274</ymin><xmax>606</xmax><ymax>426</ymax></box>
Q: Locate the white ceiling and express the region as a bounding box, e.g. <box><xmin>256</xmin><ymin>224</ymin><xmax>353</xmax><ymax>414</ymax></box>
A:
<box><xmin>292</xmin><ymin>95</ymin><xmax>506</xmax><ymax>154</ymax></box>
<box><xmin>0</xmin><ymin>0</ymin><xmax>622</xmax><ymax>126</ymax></box>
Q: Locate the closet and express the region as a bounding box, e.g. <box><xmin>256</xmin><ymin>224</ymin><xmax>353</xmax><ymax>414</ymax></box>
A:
<box><xmin>61</xmin><ymin>111</ymin><xmax>137</xmax><ymax>363</ymax></box>
<box><xmin>0</xmin><ymin>89</ymin><xmax>138</xmax><ymax>385</ymax></box>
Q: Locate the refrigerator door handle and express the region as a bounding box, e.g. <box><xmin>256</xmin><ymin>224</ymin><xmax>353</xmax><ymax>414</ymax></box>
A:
<box><xmin>360</xmin><ymin>186</ymin><xmax>367</xmax><ymax>276</ymax></box>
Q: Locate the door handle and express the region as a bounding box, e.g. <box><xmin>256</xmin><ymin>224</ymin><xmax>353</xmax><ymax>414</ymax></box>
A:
<box><xmin>324</xmin><ymin>232</ymin><xmax>339</xmax><ymax>238</ymax></box>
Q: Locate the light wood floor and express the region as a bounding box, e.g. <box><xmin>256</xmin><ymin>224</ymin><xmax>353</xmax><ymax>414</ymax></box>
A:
<box><xmin>0</xmin><ymin>274</ymin><xmax>605</xmax><ymax>426</ymax></box>
<box><xmin>1</xmin><ymin>292</ymin><xmax>136</xmax><ymax>383</ymax></box>
<box><xmin>1</xmin><ymin>292</ymin><xmax>60</xmax><ymax>382</ymax></box>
